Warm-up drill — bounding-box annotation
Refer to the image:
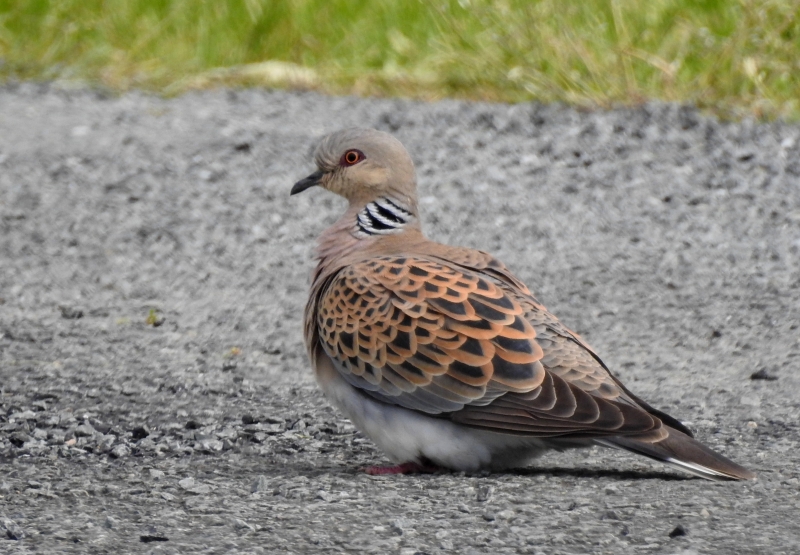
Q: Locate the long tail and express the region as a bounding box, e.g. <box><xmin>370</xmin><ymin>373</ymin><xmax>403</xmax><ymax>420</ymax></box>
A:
<box><xmin>597</xmin><ymin>426</ymin><xmax>756</xmax><ymax>481</ymax></box>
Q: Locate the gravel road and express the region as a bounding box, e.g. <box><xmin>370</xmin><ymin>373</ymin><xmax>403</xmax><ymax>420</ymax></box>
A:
<box><xmin>1</xmin><ymin>83</ymin><xmax>800</xmax><ymax>554</ymax></box>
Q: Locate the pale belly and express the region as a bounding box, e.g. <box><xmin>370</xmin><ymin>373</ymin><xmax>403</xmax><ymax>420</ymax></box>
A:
<box><xmin>314</xmin><ymin>358</ymin><xmax>560</xmax><ymax>471</ymax></box>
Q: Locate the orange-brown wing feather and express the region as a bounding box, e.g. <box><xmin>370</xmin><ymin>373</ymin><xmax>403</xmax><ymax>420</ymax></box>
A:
<box><xmin>317</xmin><ymin>256</ymin><xmax>545</xmax><ymax>403</ymax></box>
<box><xmin>314</xmin><ymin>254</ymin><xmax>663</xmax><ymax>438</ymax></box>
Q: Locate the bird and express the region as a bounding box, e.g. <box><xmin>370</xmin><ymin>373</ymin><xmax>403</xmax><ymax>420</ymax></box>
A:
<box><xmin>290</xmin><ymin>127</ymin><xmax>755</xmax><ymax>481</ymax></box>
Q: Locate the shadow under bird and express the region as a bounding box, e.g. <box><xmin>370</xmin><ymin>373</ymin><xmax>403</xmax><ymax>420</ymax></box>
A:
<box><xmin>291</xmin><ymin>127</ymin><xmax>755</xmax><ymax>481</ymax></box>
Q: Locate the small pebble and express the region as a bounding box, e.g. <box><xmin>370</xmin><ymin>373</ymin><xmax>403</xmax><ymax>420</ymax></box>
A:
<box><xmin>59</xmin><ymin>305</ymin><xmax>84</xmax><ymax>319</ymax></box>
<box><xmin>750</xmin><ymin>369</ymin><xmax>778</xmax><ymax>381</ymax></box>
<box><xmin>178</xmin><ymin>477</ymin><xmax>211</xmax><ymax>494</ymax></box>
<box><xmin>140</xmin><ymin>534</ymin><xmax>169</xmax><ymax>543</ymax></box>
<box><xmin>75</xmin><ymin>423</ymin><xmax>96</xmax><ymax>437</ymax></box>
<box><xmin>110</xmin><ymin>444</ymin><xmax>130</xmax><ymax>458</ymax></box>
<box><xmin>233</xmin><ymin>518</ymin><xmax>255</xmax><ymax>533</ymax></box>
<box><xmin>131</xmin><ymin>425</ymin><xmax>150</xmax><ymax>440</ymax></box>
<box><xmin>389</xmin><ymin>518</ymin><xmax>409</xmax><ymax>535</ymax></box>
<box><xmin>316</xmin><ymin>490</ymin><xmax>333</xmax><ymax>502</ymax></box>
<box><xmin>669</xmin><ymin>524</ymin><xmax>688</xmax><ymax>538</ymax></box>
<box><xmin>476</xmin><ymin>485</ymin><xmax>494</xmax><ymax>502</ymax></box>
<box><xmin>2</xmin><ymin>518</ymin><xmax>24</xmax><ymax>540</ymax></box>
<box><xmin>242</xmin><ymin>414</ymin><xmax>258</xmax><ymax>425</ymax></box>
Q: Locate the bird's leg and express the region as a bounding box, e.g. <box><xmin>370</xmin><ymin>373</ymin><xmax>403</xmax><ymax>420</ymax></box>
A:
<box><xmin>364</xmin><ymin>461</ymin><xmax>441</xmax><ymax>475</ymax></box>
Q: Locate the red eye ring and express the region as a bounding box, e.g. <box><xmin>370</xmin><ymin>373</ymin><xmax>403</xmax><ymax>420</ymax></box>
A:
<box><xmin>341</xmin><ymin>149</ymin><xmax>365</xmax><ymax>166</ymax></box>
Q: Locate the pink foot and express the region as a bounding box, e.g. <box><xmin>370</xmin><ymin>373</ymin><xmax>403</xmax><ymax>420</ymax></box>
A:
<box><xmin>364</xmin><ymin>462</ymin><xmax>441</xmax><ymax>475</ymax></box>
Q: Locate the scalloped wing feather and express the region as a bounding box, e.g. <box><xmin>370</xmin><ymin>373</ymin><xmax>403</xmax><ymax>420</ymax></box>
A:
<box><xmin>312</xmin><ymin>254</ymin><xmax>661</xmax><ymax>438</ymax></box>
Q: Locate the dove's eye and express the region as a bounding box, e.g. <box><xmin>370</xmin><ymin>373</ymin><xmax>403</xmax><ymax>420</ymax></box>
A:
<box><xmin>341</xmin><ymin>149</ymin><xmax>365</xmax><ymax>166</ymax></box>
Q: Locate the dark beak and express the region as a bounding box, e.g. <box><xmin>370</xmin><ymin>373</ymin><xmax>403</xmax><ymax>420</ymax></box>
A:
<box><xmin>291</xmin><ymin>170</ymin><xmax>324</xmax><ymax>195</ymax></box>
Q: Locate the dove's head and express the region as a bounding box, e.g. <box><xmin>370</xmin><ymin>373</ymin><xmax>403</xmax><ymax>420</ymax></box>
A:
<box><xmin>291</xmin><ymin>128</ymin><xmax>418</xmax><ymax>211</ymax></box>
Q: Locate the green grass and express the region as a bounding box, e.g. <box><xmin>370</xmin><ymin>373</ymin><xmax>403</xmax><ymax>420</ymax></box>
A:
<box><xmin>1</xmin><ymin>0</ymin><xmax>799</xmax><ymax>119</ymax></box>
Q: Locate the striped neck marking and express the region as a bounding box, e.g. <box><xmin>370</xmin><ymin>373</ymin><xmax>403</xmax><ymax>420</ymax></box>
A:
<box><xmin>354</xmin><ymin>197</ymin><xmax>414</xmax><ymax>237</ymax></box>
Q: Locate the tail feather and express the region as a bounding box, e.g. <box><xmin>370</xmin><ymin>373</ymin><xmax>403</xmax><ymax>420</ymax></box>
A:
<box><xmin>598</xmin><ymin>426</ymin><xmax>756</xmax><ymax>481</ymax></box>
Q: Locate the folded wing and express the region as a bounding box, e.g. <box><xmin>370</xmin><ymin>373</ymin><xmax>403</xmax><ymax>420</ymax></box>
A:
<box><xmin>314</xmin><ymin>255</ymin><xmax>664</xmax><ymax>439</ymax></box>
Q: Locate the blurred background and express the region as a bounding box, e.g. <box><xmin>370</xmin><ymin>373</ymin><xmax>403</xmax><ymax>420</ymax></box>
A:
<box><xmin>1</xmin><ymin>0</ymin><xmax>798</xmax><ymax>120</ymax></box>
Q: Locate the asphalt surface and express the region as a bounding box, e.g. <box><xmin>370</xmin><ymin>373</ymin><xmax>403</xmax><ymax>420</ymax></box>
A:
<box><xmin>1</xmin><ymin>83</ymin><xmax>800</xmax><ymax>554</ymax></box>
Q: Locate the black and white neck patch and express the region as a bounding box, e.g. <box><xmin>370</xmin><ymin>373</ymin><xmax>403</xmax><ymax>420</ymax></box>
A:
<box><xmin>354</xmin><ymin>197</ymin><xmax>415</xmax><ymax>237</ymax></box>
